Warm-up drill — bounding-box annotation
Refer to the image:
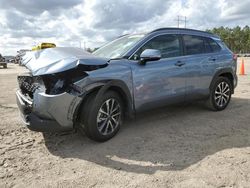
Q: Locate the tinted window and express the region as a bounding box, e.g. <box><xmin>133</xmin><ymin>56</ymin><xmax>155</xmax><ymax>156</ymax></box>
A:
<box><xmin>183</xmin><ymin>35</ymin><xmax>205</xmax><ymax>55</ymax></box>
<box><xmin>132</xmin><ymin>35</ymin><xmax>181</xmax><ymax>60</ymax></box>
<box><xmin>204</xmin><ymin>39</ymin><xmax>213</xmax><ymax>53</ymax></box>
<box><xmin>207</xmin><ymin>38</ymin><xmax>221</xmax><ymax>52</ymax></box>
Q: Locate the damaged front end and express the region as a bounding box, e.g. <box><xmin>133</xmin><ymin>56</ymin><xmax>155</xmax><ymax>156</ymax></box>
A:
<box><xmin>16</xmin><ymin>47</ymin><xmax>108</xmax><ymax>132</ymax></box>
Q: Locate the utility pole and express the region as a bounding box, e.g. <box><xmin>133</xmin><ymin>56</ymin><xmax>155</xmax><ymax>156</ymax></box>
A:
<box><xmin>84</xmin><ymin>41</ymin><xmax>86</xmax><ymax>50</ymax></box>
<box><xmin>184</xmin><ymin>16</ymin><xmax>187</xmax><ymax>28</ymax></box>
<box><xmin>177</xmin><ymin>15</ymin><xmax>180</xmax><ymax>28</ymax></box>
<box><xmin>175</xmin><ymin>15</ymin><xmax>188</xmax><ymax>28</ymax></box>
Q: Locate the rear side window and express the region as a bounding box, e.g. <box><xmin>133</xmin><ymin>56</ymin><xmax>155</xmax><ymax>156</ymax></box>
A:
<box><xmin>207</xmin><ymin>38</ymin><xmax>221</xmax><ymax>52</ymax></box>
<box><xmin>132</xmin><ymin>34</ymin><xmax>181</xmax><ymax>60</ymax></box>
<box><xmin>204</xmin><ymin>39</ymin><xmax>213</xmax><ymax>53</ymax></box>
<box><xmin>183</xmin><ymin>35</ymin><xmax>221</xmax><ymax>55</ymax></box>
<box><xmin>183</xmin><ymin>35</ymin><xmax>205</xmax><ymax>55</ymax></box>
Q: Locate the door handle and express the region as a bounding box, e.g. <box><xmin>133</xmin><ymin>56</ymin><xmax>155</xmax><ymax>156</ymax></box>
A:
<box><xmin>175</xmin><ymin>61</ymin><xmax>185</xmax><ymax>67</ymax></box>
<box><xmin>208</xmin><ymin>57</ymin><xmax>216</xmax><ymax>62</ymax></box>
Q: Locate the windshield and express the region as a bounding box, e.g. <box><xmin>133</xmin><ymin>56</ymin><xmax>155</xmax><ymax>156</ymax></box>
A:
<box><xmin>93</xmin><ymin>34</ymin><xmax>144</xmax><ymax>59</ymax></box>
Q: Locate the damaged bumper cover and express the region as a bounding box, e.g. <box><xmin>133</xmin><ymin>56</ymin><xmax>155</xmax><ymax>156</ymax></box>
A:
<box><xmin>16</xmin><ymin>47</ymin><xmax>110</xmax><ymax>132</ymax></box>
<box><xmin>16</xmin><ymin>89</ymin><xmax>82</xmax><ymax>132</ymax></box>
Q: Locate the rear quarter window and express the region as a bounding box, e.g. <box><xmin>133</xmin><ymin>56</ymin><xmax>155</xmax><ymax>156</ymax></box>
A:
<box><xmin>207</xmin><ymin>38</ymin><xmax>221</xmax><ymax>52</ymax></box>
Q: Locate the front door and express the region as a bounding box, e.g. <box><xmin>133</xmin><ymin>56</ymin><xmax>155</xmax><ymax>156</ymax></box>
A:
<box><xmin>130</xmin><ymin>34</ymin><xmax>187</xmax><ymax>111</ymax></box>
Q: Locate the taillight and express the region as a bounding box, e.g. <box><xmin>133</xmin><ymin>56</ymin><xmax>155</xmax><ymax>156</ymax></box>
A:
<box><xmin>233</xmin><ymin>54</ymin><xmax>237</xmax><ymax>61</ymax></box>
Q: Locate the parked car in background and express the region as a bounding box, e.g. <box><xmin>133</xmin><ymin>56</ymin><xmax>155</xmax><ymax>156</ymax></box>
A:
<box><xmin>16</xmin><ymin>28</ymin><xmax>237</xmax><ymax>142</ymax></box>
<box><xmin>0</xmin><ymin>54</ymin><xmax>7</xmax><ymax>68</ymax></box>
<box><xmin>9</xmin><ymin>58</ymin><xmax>16</xmax><ymax>63</ymax></box>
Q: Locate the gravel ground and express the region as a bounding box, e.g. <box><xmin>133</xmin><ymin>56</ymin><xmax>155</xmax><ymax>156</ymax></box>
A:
<box><xmin>0</xmin><ymin>59</ymin><xmax>250</xmax><ymax>188</ymax></box>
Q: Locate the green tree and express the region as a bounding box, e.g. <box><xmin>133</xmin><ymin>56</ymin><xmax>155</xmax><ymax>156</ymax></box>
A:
<box><xmin>207</xmin><ymin>25</ymin><xmax>250</xmax><ymax>53</ymax></box>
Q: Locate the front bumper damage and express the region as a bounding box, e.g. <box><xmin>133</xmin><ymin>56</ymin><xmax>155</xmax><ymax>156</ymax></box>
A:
<box><xmin>16</xmin><ymin>89</ymin><xmax>82</xmax><ymax>132</ymax></box>
<box><xmin>16</xmin><ymin>47</ymin><xmax>109</xmax><ymax>132</ymax></box>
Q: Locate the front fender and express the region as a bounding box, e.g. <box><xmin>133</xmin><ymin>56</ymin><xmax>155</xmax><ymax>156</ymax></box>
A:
<box><xmin>73</xmin><ymin>79</ymin><xmax>135</xmax><ymax>124</ymax></box>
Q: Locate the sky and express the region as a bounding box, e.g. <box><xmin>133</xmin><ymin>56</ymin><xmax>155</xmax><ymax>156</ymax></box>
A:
<box><xmin>0</xmin><ymin>0</ymin><xmax>250</xmax><ymax>55</ymax></box>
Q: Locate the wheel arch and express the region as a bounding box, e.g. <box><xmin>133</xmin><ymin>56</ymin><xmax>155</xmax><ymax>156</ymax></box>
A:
<box><xmin>209</xmin><ymin>68</ymin><xmax>235</xmax><ymax>94</ymax></box>
<box><xmin>73</xmin><ymin>80</ymin><xmax>135</xmax><ymax>126</ymax></box>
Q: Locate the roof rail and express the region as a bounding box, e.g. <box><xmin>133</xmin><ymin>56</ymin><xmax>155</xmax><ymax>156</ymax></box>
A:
<box><xmin>149</xmin><ymin>27</ymin><xmax>214</xmax><ymax>36</ymax></box>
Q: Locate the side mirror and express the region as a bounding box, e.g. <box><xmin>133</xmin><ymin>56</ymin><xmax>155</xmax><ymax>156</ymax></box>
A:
<box><xmin>139</xmin><ymin>49</ymin><xmax>161</xmax><ymax>64</ymax></box>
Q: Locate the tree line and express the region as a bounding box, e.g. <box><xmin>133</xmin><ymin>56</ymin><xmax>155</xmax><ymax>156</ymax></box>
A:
<box><xmin>207</xmin><ymin>26</ymin><xmax>250</xmax><ymax>53</ymax></box>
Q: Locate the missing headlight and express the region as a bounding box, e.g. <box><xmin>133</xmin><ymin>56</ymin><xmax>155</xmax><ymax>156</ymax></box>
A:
<box><xmin>41</xmin><ymin>67</ymin><xmax>88</xmax><ymax>95</ymax></box>
<box><xmin>18</xmin><ymin>75</ymin><xmax>44</xmax><ymax>99</ymax></box>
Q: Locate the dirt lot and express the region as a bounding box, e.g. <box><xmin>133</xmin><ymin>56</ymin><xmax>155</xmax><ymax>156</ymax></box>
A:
<box><xmin>0</xmin><ymin>60</ymin><xmax>250</xmax><ymax>188</ymax></box>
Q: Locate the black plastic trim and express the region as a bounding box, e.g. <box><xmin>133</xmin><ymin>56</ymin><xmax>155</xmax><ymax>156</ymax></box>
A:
<box><xmin>149</xmin><ymin>28</ymin><xmax>219</xmax><ymax>38</ymax></box>
<box><xmin>27</xmin><ymin>113</ymin><xmax>72</xmax><ymax>132</ymax></box>
<box><xmin>209</xmin><ymin>68</ymin><xmax>237</xmax><ymax>94</ymax></box>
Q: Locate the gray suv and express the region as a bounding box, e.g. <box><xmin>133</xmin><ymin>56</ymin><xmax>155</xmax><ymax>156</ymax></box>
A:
<box><xmin>16</xmin><ymin>28</ymin><xmax>237</xmax><ymax>142</ymax></box>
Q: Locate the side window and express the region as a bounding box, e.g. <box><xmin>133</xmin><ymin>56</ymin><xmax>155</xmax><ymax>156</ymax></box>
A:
<box><xmin>207</xmin><ymin>38</ymin><xmax>221</xmax><ymax>52</ymax></box>
<box><xmin>204</xmin><ymin>39</ymin><xmax>213</xmax><ymax>53</ymax></box>
<box><xmin>132</xmin><ymin>35</ymin><xmax>181</xmax><ymax>60</ymax></box>
<box><xmin>183</xmin><ymin>35</ymin><xmax>205</xmax><ymax>55</ymax></box>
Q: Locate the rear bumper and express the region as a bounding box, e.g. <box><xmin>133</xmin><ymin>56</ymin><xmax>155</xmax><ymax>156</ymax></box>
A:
<box><xmin>16</xmin><ymin>90</ymin><xmax>81</xmax><ymax>132</ymax></box>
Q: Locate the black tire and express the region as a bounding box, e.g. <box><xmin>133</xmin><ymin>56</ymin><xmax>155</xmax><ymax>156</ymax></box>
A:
<box><xmin>78</xmin><ymin>90</ymin><xmax>123</xmax><ymax>142</ymax></box>
<box><xmin>206</xmin><ymin>77</ymin><xmax>233</xmax><ymax>111</ymax></box>
<box><xmin>3</xmin><ymin>64</ymin><xmax>7</xmax><ymax>68</ymax></box>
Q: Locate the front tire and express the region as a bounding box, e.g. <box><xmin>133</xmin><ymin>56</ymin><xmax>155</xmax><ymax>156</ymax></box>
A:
<box><xmin>78</xmin><ymin>90</ymin><xmax>123</xmax><ymax>142</ymax></box>
<box><xmin>207</xmin><ymin>77</ymin><xmax>232</xmax><ymax>111</ymax></box>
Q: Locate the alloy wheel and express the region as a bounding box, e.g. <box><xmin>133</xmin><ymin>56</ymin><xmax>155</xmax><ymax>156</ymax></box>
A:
<box><xmin>214</xmin><ymin>81</ymin><xmax>230</xmax><ymax>107</ymax></box>
<box><xmin>97</xmin><ymin>98</ymin><xmax>121</xmax><ymax>135</ymax></box>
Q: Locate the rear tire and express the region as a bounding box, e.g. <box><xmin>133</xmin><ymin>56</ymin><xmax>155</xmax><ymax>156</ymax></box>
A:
<box><xmin>78</xmin><ymin>90</ymin><xmax>123</xmax><ymax>142</ymax></box>
<box><xmin>3</xmin><ymin>64</ymin><xmax>7</xmax><ymax>68</ymax></box>
<box><xmin>206</xmin><ymin>77</ymin><xmax>232</xmax><ymax>111</ymax></box>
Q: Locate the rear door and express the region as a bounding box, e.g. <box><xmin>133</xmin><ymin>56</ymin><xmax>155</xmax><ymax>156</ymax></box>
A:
<box><xmin>182</xmin><ymin>35</ymin><xmax>217</xmax><ymax>99</ymax></box>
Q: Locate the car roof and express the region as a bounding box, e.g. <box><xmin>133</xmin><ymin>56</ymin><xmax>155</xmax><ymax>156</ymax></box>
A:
<box><xmin>148</xmin><ymin>28</ymin><xmax>220</xmax><ymax>39</ymax></box>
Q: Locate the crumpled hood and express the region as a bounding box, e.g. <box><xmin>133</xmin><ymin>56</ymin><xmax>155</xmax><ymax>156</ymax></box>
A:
<box><xmin>21</xmin><ymin>47</ymin><xmax>109</xmax><ymax>76</ymax></box>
